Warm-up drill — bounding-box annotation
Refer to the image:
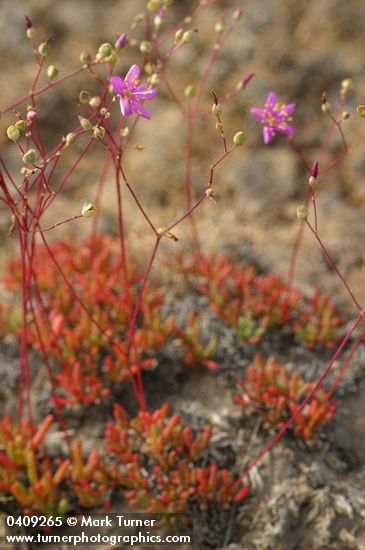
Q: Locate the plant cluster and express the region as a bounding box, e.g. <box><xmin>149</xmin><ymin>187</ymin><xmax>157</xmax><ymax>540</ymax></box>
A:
<box><xmin>105</xmin><ymin>403</ymin><xmax>250</xmax><ymax>516</ymax></box>
<box><xmin>177</xmin><ymin>251</ymin><xmax>344</xmax><ymax>348</ymax></box>
<box><xmin>234</xmin><ymin>355</ymin><xmax>337</xmax><ymax>441</ymax></box>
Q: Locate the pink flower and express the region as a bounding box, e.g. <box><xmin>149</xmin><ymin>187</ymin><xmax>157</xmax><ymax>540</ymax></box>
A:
<box><xmin>111</xmin><ymin>65</ymin><xmax>157</xmax><ymax>120</ymax></box>
<box><xmin>251</xmin><ymin>91</ymin><xmax>296</xmax><ymax>144</ymax></box>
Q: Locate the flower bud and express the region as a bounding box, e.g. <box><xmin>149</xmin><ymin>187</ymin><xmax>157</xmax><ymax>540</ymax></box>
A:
<box><xmin>150</xmin><ymin>73</ymin><xmax>160</xmax><ymax>87</ymax></box>
<box><xmin>233</xmin><ymin>131</ymin><xmax>246</xmax><ymax>146</ymax></box>
<box><xmin>182</xmin><ymin>30</ymin><xmax>195</xmax><ymax>44</ymax></box>
<box><xmin>296</xmin><ymin>205</ymin><xmax>309</xmax><ymax>220</ymax></box>
<box><xmin>214</xmin><ymin>21</ymin><xmax>225</xmax><ymax>34</ymax></box>
<box><xmin>79</xmin><ymin>90</ymin><xmax>90</xmax><ymax>104</ymax></box>
<box><xmin>89</xmin><ymin>96</ymin><xmax>101</xmax><ymax>109</ymax></box>
<box><xmin>184</xmin><ymin>84</ymin><xmax>196</xmax><ymax>98</ymax></box>
<box><xmin>65</xmin><ymin>132</ymin><xmax>76</xmax><ymax>146</ymax></box>
<box><xmin>144</xmin><ymin>63</ymin><xmax>153</xmax><ymax>75</ymax></box>
<box><xmin>147</xmin><ymin>0</ymin><xmax>162</xmax><ymax>12</ymax></box>
<box><xmin>100</xmin><ymin>107</ymin><xmax>108</xmax><ymax>116</ymax></box>
<box><xmin>175</xmin><ymin>29</ymin><xmax>184</xmax><ymax>43</ymax></box>
<box><xmin>80</xmin><ymin>51</ymin><xmax>92</xmax><ymax>65</ymax></box>
<box><xmin>78</xmin><ymin>116</ymin><xmax>92</xmax><ymax>132</ymax></box>
<box><xmin>98</xmin><ymin>43</ymin><xmax>112</xmax><ymax>58</ymax></box>
<box><xmin>105</xmin><ymin>52</ymin><xmax>118</xmax><ymax>64</ymax></box>
<box><xmin>93</xmin><ymin>125</ymin><xmax>105</xmax><ymax>139</ymax></box>
<box><xmin>308</xmin><ymin>176</ymin><xmax>318</xmax><ymax>189</ymax></box>
<box><xmin>215</xmin><ymin>122</ymin><xmax>223</xmax><ymax>131</ymax></box>
<box><xmin>356</xmin><ymin>105</ymin><xmax>365</xmax><ymax>117</ymax></box>
<box><xmin>341</xmin><ymin>78</ymin><xmax>352</xmax><ymax>92</ymax></box>
<box><xmin>115</xmin><ymin>33</ymin><xmax>127</xmax><ymax>51</ymax></box>
<box><xmin>22</xmin><ymin>149</ymin><xmax>38</xmax><ymax>165</ymax></box>
<box><xmin>121</xmin><ymin>127</ymin><xmax>129</xmax><ymax>137</ymax></box>
<box><xmin>27</xmin><ymin>28</ymin><xmax>36</xmax><ymax>39</ymax></box>
<box><xmin>341</xmin><ymin>111</ymin><xmax>350</xmax><ymax>120</ymax></box>
<box><xmin>47</xmin><ymin>65</ymin><xmax>59</xmax><ymax>79</ymax></box>
<box><xmin>233</xmin><ymin>9</ymin><xmax>243</xmax><ymax>21</ymax></box>
<box><xmin>81</xmin><ymin>203</ymin><xmax>97</xmax><ymax>218</ymax></box>
<box><xmin>15</xmin><ymin>120</ymin><xmax>27</xmax><ymax>131</ymax></box>
<box><xmin>38</xmin><ymin>42</ymin><xmax>52</xmax><ymax>58</ymax></box>
<box><xmin>26</xmin><ymin>109</ymin><xmax>37</xmax><ymax>121</ymax></box>
<box><xmin>212</xmin><ymin>103</ymin><xmax>222</xmax><ymax>116</ymax></box>
<box><xmin>139</xmin><ymin>41</ymin><xmax>152</xmax><ymax>55</ymax></box>
<box><xmin>7</xmin><ymin>125</ymin><xmax>20</xmax><ymax>142</ymax></box>
<box><xmin>321</xmin><ymin>102</ymin><xmax>331</xmax><ymax>113</ymax></box>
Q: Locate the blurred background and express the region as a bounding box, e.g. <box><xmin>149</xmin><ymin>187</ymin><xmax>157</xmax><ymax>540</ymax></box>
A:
<box><xmin>1</xmin><ymin>0</ymin><xmax>365</xmax><ymax>311</ymax></box>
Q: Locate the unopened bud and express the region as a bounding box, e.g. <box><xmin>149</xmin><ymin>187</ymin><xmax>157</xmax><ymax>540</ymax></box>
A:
<box><xmin>22</xmin><ymin>149</ymin><xmax>38</xmax><ymax>165</ymax></box>
<box><xmin>214</xmin><ymin>21</ymin><xmax>225</xmax><ymax>34</ymax></box>
<box><xmin>38</xmin><ymin>42</ymin><xmax>51</xmax><ymax>58</ymax></box>
<box><xmin>26</xmin><ymin>28</ymin><xmax>36</xmax><ymax>39</ymax></box>
<box><xmin>215</xmin><ymin>122</ymin><xmax>223</xmax><ymax>131</ymax></box>
<box><xmin>182</xmin><ymin>30</ymin><xmax>195</xmax><ymax>44</ymax></box>
<box><xmin>140</xmin><ymin>41</ymin><xmax>152</xmax><ymax>55</ymax></box>
<box><xmin>357</xmin><ymin>105</ymin><xmax>365</xmax><ymax>117</ymax></box>
<box><xmin>233</xmin><ymin>8</ymin><xmax>243</xmax><ymax>21</ymax></box>
<box><xmin>65</xmin><ymin>132</ymin><xmax>76</xmax><ymax>146</ymax></box>
<box><xmin>15</xmin><ymin>120</ymin><xmax>27</xmax><ymax>131</ymax></box>
<box><xmin>79</xmin><ymin>90</ymin><xmax>90</xmax><ymax>104</ymax></box>
<box><xmin>296</xmin><ymin>205</ymin><xmax>309</xmax><ymax>220</ymax></box>
<box><xmin>233</xmin><ymin>131</ymin><xmax>246</xmax><ymax>146</ymax></box>
<box><xmin>212</xmin><ymin>103</ymin><xmax>223</xmax><ymax>116</ymax></box>
<box><xmin>98</xmin><ymin>43</ymin><xmax>112</xmax><ymax>58</ymax></box>
<box><xmin>321</xmin><ymin>102</ymin><xmax>331</xmax><ymax>113</ymax></box>
<box><xmin>341</xmin><ymin>111</ymin><xmax>350</xmax><ymax>120</ymax></box>
<box><xmin>308</xmin><ymin>176</ymin><xmax>318</xmax><ymax>189</ymax></box>
<box><xmin>147</xmin><ymin>0</ymin><xmax>162</xmax><ymax>12</ymax></box>
<box><xmin>81</xmin><ymin>203</ymin><xmax>97</xmax><ymax>218</ymax></box>
<box><xmin>121</xmin><ymin>127</ymin><xmax>129</xmax><ymax>138</ymax></box>
<box><xmin>105</xmin><ymin>52</ymin><xmax>118</xmax><ymax>64</ymax></box>
<box><xmin>89</xmin><ymin>96</ymin><xmax>101</xmax><ymax>109</ymax></box>
<box><xmin>115</xmin><ymin>33</ymin><xmax>127</xmax><ymax>51</ymax></box>
<box><xmin>144</xmin><ymin>63</ymin><xmax>153</xmax><ymax>75</ymax></box>
<box><xmin>47</xmin><ymin>65</ymin><xmax>59</xmax><ymax>79</ymax></box>
<box><xmin>341</xmin><ymin>78</ymin><xmax>352</xmax><ymax>92</ymax></box>
<box><xmin>175</xmin><ymin>29</ymin><xmax>184</xmax><ymax>43</ymax></box>
<box><xmin>150</xmin><ymin>73</ymin><xmax>160</xmax><ymax>87</ymax></box>
<box><xmin>78</xmin><ymin>116</ymin><xmax>92</xmax><ymax>132</ymax></box>
<box><xmin>184</xmin><ymin>84</ymin><xmax>196</xmax><ymax>98</ymax></box>
<box><xmin>80</xmin><ymin>51</ymin><xmax>92</xmax><ymax>65</ymax></box>
<box><xmin>7</xmin><ymin>125</ymin><xmax>20</xmax><ymax>142</ymax></box>
<box><xmin>100</xmin><ymin>107</ymin><xmax>108</xmax><ymax>116</ymax></box>
<box><xmin>93</xmin><ymin>125</ymin><xmax>105</xmax><ymax>139</ymax></box>
<box><xmin>26</xmin><ymin>109</ymin><xmax>37</xmax><ymax>121</ymax></box>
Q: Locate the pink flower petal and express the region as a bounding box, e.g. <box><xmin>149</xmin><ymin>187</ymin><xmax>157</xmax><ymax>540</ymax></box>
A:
<box><xmin>263</xmin><ymin>126</ymin><xmax>275</xmax><ymax>144</ymax></box>
<box><xmin>266</xmin><ymin>91</ymin><xmax>278</xmax><ymax>109</ymax></box>
<box><xmin>111</xmin><ymin>76</ymin><xmax>125</xmax><ymax>95</ymax></box>
<box><xmin>274</xmin><ymin>122</ymin><xmax>295</xmax><ymax>137</ymax></box>
<box><xmin>134</xmin><ymin>88</ymin><xmax>157</xmax><ymax>101</ymax></box>
<box><xmin>131</xmin><ymin>100</ymin><xmax>152</xmax><ymax>119</ymax></box>
<box><xmin>125</xmin><ymin>65</ymin><xmax>140</xmax><ymax>88</ymax></box>
<box><xmin>278</xmin><ymin>103</ymin><xmax>296</xmax><ymax>118</ymax></box>
<box><xmin>250</xmin><ymin>107</ymin><xmax>265</xmax><ymax>122</ymax></box>
<box><xmin>119</xmin><ymin>97</ymin><xmax>133</xmax><ymax>117</ymax></box>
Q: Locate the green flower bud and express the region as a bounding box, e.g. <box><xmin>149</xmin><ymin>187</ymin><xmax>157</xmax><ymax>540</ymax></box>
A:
<box><xmin>296</xmin><ymin>205</ymin><xmax>309</xmax><ymax>220</ymax></box>
<box><xmin>38</xmin><ymin>42</ymin><xmax>52</xmax><ymax>58</ymax></box>
<box><xmin>356</xmin><ymin>105</ymin><xmax>365</xmax><ymax>117</ymax></box>
<box><xmin>212</xmin><ymin>103</ymin><xmax>223</xmax><ymax>116</ymax></box>
<box><xmin>308</xmin><ymin>176</ymin><xmax>318</xmax><ymax>189</ymax></box>
<box><xmin>175</xmin><ymin>29</ymin><xmax>184</xmax><ymax>43</ymax></box>
<box><xmin>140</xmin><ymin>41</ymin><xmax>152</xmax><ymax>55</ymax></box>
<box><xmin>22</xmin><ymin>149</ymin><xmax>38</xmax><ymax>165</ymax></box>
<box><xmin>100</xmin><ymin>107</ymin><xmax>108</xmax><ymax>116</ymax></box>
<box><xmin>65</xmin><ymin>132</ymin><xmax>76</xmax><ymax>146</ymax></box>
<box><xmin>89</xmin><ymin>96</ymin><xmax>101</xmax><ymax>109</ymax></box>
<box><xmin>57</xmin><ymin>498</ymin><xmax>69</xmax><ymax>515</ymax></box>
<box><xmin>47</xmin><ymin>66</ymin><xmax>59</xmax><ymax>81</ymax></box>
<box><xmin>79</xmin><ymin>90</ymin><xmax>90</xmax><ymax>104</ymax></box>
<box><xmin>78</xmin><ymin>116</ymin><xmax>92</xmax><ymax>132</ymax></box>
<box><xmin>144</xmin><ymin>63</ymin><xmax>153</xmax><ymax>75</ymax></box>
<box><xmin>98</xmin><ymin>43</ymin><xmax>112</xmax><ymax>58</ymax></box>
<box><xmin>233</xmin><ymin>131</ymin><xmax>246</xmax><ymax>146</ymax></box>
<box><xmin>81</xmin><ymin>203</ymin><xmax>97</xmax><ymax>218</ymax></box>
<box><xmin>184</xmin><ymin>84</ymin><xmax>196</xmax><ymax>98</ymax></box>
<box><xmin>80</xmin><ymin>51</ymin><xmax>92</xmax><ymax>65</ymax></box>
<box><xmin>182</xmin><ymin>30</ymin><xmax>195</xmax><ymax>44</ymax></box>
<box><xmin>341</xmin><ymin>78</ymin><xmax>352</xmax><ymax>92</ymax></box>
<box><xmin>7</xmin><ymin>125</ymin><xmax>20</xmax><ymax>142</ymax></box>
<box><xmin>105</xmin><ymin>52</ymin><xmax>118</xmax><ymax>64</ymax></box>
<box><xmin>93</xmin><ymin>125</ymin><xmax>105</xmax><ymax>139</ymax></box>
<box><xmin>341</xmin><ymin>111</ymin><xmax>350</xmax><ymax>120</ymax></box>
<box><xmin>15</xmin><ymin>120</ymin><xmax>27</xmax><ymax>131</ymax></box>
<box><xmin>214</xmin><ymin>21</ymin><xmax>225</xmax><ymax>34</ymax></box>
<box><xmin>147</xmin><ymin>0</ymin><xmax>162</xmax><ymax>12</ymax></box>
<box><xmin>150</xmin><ymin>73</ymin><xmax>160</xmax><ymax>86</ymax></box>
<box><xmin>26</xmin><ymin>28</ymin><xmax>36</xmax><ymax>39</ymax></box>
